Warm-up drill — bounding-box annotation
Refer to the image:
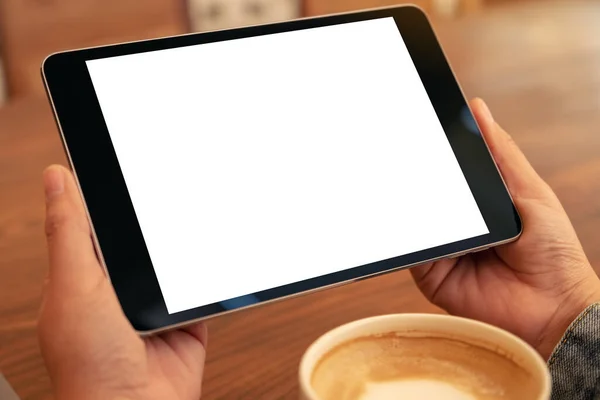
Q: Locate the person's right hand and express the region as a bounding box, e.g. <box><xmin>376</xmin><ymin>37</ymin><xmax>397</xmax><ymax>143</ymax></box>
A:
<box><xmin>411</xmin><ymin>98</ymin><xmax>600</xmax><ymax>360</ymax></box>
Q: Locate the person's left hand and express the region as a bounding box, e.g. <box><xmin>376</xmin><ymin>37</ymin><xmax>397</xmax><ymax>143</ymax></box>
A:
<box><xmin>38</xmin><ymin>165</ymin><xmax>207</xmax><ymax>400</ymax></box>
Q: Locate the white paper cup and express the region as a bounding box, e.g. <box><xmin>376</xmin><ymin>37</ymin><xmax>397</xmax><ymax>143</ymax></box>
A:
<box><xmin>299</xmin><ymin>314</ymin><xmax>551</xmax><ymax>400</ymax></box>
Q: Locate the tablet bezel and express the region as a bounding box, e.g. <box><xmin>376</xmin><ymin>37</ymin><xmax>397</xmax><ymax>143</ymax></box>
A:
<box><xmin>42</xmin><ymin>5</ymin><xmax>521</xmax><ymax>333</ymax></box>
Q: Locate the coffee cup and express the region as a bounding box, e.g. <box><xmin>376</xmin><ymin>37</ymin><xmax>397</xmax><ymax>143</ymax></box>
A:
<box><xmin>299</xmin><ymin>314</ymin><xmax>550</xmax><ymax>400</ymax></box>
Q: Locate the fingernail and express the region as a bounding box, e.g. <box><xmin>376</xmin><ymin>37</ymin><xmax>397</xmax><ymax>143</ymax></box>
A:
<box><xmin>478</xmin><ymin>98</ymin><xmax>494</xmax><ymax>123</ymax></box>
<box><xmin>43</xmin><ymin>166</ymin><xmax>65</xmax><ymax>200</ymax></box>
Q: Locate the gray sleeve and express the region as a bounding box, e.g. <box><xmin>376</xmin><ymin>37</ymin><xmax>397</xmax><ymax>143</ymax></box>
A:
<box><xmin>549</xmin><ymin>303</ymin><xmax>600</xmax><ymax>400</ymax></box>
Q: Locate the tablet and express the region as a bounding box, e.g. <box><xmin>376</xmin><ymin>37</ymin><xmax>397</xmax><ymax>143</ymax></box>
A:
<box><xmin>42</xmin><ymin>5</ymin><xmax>521</xmax><ymax>333</ymax></box>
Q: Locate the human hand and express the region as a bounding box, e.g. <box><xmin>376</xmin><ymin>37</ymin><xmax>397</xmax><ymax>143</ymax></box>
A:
<box><xmin>411</xmin><ymin>98</ymin><xmax>600</xmax><ymax>360</ymax></box>
<box><xmin>38</xmin><ymin>165</ymin><xmax>207</xmax><ymax>400</ymax></box>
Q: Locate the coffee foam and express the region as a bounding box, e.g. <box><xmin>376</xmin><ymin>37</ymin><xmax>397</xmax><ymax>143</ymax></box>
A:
<box><xmin>360</xmin><ymin>380</ymin><xmax>477</xmax><ymax>400</ymax></box>
<box><xmin>310</xmin><ymin>332</ymin><xmax>540</xmax><ymax>400</ymax></box>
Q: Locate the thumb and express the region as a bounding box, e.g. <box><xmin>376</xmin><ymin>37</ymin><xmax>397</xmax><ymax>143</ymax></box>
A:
<box><xmin>43</xmin><ymin>165</ymin><xmax>105</xmax><ymax>295</ymax></box>
<box><xmin>471</xmin><ymin>98</ymin><xmax>552</xmax><ymax>202</ymax></box>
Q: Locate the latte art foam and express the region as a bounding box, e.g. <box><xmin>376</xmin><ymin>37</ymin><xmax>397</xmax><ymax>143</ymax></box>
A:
<box><xmin>310</xmin><ymin>333</ymin><xmax>540</xmax><ymax>400</ymax></box>
<box><xmin>361</xmin><ymin>380</ymin><xmax>477</xmax><ymax>400</ymax></box>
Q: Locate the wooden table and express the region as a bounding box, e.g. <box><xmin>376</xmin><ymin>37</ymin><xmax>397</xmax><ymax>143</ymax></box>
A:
<box><xmin>1</xmin><ymin>1</ymin><xmax>599</xmax><ymax>398</ymax></box>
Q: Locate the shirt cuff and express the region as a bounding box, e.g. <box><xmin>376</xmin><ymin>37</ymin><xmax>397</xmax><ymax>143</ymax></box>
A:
<box><xmin>548</xmin><ymin>302</ymin><xmax>600</xmax><ymax>400</ymax></box>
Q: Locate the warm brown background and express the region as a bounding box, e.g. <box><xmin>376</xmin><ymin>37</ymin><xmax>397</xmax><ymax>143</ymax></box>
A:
<box><xmin>1</xmin><ymin>0</ymin><xmax>600</xmax><ymax>399</ymax></box>
<box><xmin>0</xmin><ymin>0</ymin><xmax>483</xmax><ymax>100</ymax></box>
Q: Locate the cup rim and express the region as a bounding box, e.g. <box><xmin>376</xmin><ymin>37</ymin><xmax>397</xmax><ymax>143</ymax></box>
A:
<box><xmin>298</xmin><ymin>313</ymin><xmax>551</xmax><ymax>400</ymax></box>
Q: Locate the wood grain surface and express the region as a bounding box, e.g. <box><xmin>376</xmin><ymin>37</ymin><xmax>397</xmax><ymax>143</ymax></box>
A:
<box><xmin>1</xmin><ymin>1</ymin><xmax>600</xmax><ymax>399</ymax></box>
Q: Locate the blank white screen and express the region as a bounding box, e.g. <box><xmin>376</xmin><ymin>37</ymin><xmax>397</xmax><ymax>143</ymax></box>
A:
<box><xmin>87</xmin><ymin>17</ymin><xmax>489</xmax><ymax>314</ymax></box>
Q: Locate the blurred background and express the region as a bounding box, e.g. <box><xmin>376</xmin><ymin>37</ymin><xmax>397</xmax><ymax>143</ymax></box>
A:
<box><xmin>1</xmin><ymin>0</ymin><xmax>600</xmax><ymax>399</ymax></box>
<box><xmin>0</xmin><ymin>0</ymin><xmax>523</xmax><ymax>102</ymax></box>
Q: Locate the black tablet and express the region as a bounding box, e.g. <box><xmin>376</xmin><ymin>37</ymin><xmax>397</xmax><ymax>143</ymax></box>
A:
<box><xmin>42</xmin><ymin>5</ymin><xmax>521</xmax><ymax>333</ymax></box>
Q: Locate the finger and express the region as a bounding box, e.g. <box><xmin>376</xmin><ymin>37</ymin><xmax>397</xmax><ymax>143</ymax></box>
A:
<box><xmin>410</xmin><ymin>258</ymin><xmax>457</xmax><ymax>293</ymax></box>
<box><xmin>182</xmin><ymin>322</ymin><xmax>209</xmax><ymax>348</ymax></box>
<box><xmin>156</xmin><ymin>324</ymin><xmax>207</xmax><ymax>387</ymax></box>
<box><xmin>43</xmin><ymin>165</ymin><xmax>105</xmax><ymax>295</ymax></box>
<box><xmin>409</xmin><ymin>262</ymin><xmax>434</xmax><ymax>283</ymax></box>
<box><xmin>160</xmin><ymin>322</ymin><xmax>208</xmax><ymax>370</ymax></box>
<box><xmin>470</xmin><ymin>98</ymin><xmax>551</xmax><ymax>201</ymax></box>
